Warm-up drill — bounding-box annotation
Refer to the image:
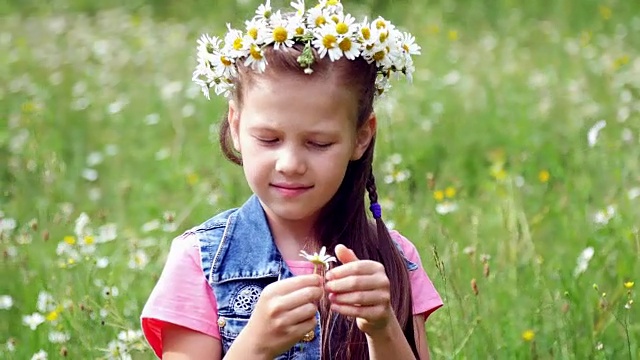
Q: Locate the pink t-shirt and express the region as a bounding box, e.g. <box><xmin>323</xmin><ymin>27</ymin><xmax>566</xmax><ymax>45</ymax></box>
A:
<box><xmin>140</xmin><ymin>230</ymin><xmax>443</xmax><ymax>358</ymax></box>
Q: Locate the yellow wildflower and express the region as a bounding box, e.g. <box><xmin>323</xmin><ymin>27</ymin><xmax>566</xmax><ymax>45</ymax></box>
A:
<box><xmin>444</xmin><ymin>186</ymin><xmax>456</xmax><ymax>198</ymax></box>
<box><xmin>46</xmin><ymin>309</ymin><xmax>60</xmax><ymax>322</ymax></box>
<box><xmin>522</xmin><ymin>329</ymin><xmax>535</xmax><ymax>342</ymax></box>
<box><xmin>624</xmin><ymin>281</ymin><xmax>634</xmax><ymax>289</ymax></box>
<box><xmin>433</xmin><ymin>190</ymin><xmax>444</xmax><ymax>202</ymax></box>
<box><xmin>63</xmin><ymin>236</ymin><xmax>76</xmax><ymax>245</ymax></box>
<box><xmin>538</xmin><ymin>170</ymin><xmax>550</xmax><ymax>183</ymax></box>
<box><xmin>187</xmin><ymin>172</ymin><xmax>199</xmax><ymax>186</ymax></box>
<box><xmin>599</xmin><ymin>5</ymin><xmax>612</xmax><ymax>20</ymax></box>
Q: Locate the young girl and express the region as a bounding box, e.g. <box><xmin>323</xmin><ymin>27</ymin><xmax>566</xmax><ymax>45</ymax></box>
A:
<box><xmin>140</xmin><ymin>1</ymin><xmax>442</xmax><ymax>358</ymax></box>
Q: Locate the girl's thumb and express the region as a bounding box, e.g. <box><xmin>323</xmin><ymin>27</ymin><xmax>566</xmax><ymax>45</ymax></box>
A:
<box><xmin>335</xmin><ymin>244</ymin><xmax>359</xmax><ymax>264</ymax></box>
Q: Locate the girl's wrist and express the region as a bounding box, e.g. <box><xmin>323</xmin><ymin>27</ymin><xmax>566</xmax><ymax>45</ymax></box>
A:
<box><xmin>226</xmin><ymin>328</ymin><xmax>272</xmax><ymax>360</ymax></box>
<box><xmin>364</xmin><ymin>315</ymin><xmax>402</xmax><ymax>343</ymax></box>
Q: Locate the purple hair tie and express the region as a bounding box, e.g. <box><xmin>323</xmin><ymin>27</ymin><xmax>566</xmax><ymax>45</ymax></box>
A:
<box><xmin>369</xmin><ymin>202</ymin><xmax>382</xmax><ymax>219</ymax></box>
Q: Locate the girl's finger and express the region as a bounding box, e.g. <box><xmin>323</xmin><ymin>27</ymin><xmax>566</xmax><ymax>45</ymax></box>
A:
<box><xmin>329</xmin><ymin>303</ymin><xmax>387</xmax><ymax>320</ymax></box>
<box><xmin>326</xmin><ymin>260</ymin><xmax>383</xmax><ymax>280</ymax></box>
<box><xmin>276</xmin><ymin>285</ymin><xmax>324</xmax><ymax>311</ymax></box>
<box><xmin>328</xmin><ymin>290</ymin><xmax>390</xmax><ymax>306</ymax></box>
<box><xmin>277</xmin><ymin>302</ymin><xmax>318</xmax><ymax>326</ymax></box>
<box><xmin>325</xmin><ymin>274</ymin><xmax>389</xmax><ymax>293</ymax></box>
<box><xmin>287</xmin><ymin>315</ymin><xmax>318</xmax><ymax>340</ymax></box>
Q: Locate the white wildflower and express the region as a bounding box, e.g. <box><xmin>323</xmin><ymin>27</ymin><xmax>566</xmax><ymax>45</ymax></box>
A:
<box><xmin>573</xmin><ymin>247</ymin><xmax>594</xmax><ymax>277</ymax></box>
<box><xmin>23</xmin><ymin>313</ymin><xmax>45</xmax><ymax>330</ymax></box>
<box><xmin>0</xmin><ymin>295</ymin><xmax>13</xmax><ymax>310</ymax></box>
<box><xmin>587</xmin><ymin>120</ymin><xmax>606</xmax><ymax>147</ymax></box>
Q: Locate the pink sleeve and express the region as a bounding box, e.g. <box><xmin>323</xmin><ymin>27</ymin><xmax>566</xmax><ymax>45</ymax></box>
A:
<box><xmin>390</xmin><ymin>230</ymin><xmax>443</xmax><ymax>320</ymax></box>
<box><xmin>140</xmin><ymin>233</ymin><xmax>220</xmax><ymax>358</ymax></box>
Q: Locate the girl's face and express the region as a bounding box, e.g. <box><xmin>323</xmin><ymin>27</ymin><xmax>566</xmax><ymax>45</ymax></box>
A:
<box><xmin>229</xmin><ymin>71</ymin><xmax>375</xmax><ymax>227</ymax></box>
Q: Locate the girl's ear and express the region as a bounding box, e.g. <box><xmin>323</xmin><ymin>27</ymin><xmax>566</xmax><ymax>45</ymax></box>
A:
<box><xmin>351</xmin><ymin>112</ymin><xmax>377</xmax><ymax>160</ymax></box>
<box><xmin>228</xmin><ymin>100</ymin><xmax>241</xmax><ymax>152</ymax></box>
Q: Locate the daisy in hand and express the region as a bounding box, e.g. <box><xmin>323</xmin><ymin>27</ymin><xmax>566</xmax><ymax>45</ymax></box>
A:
<box><xmin>299</xmin><ymin>246</ymin><xmax>337</xmax><ymax>274</ymax></box>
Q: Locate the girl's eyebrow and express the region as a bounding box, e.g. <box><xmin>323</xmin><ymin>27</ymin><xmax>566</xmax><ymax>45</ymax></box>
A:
<box><xmin>247</xmin><ymin>124</ymin><xmax>342</xmax><ymax>137</ymax></box>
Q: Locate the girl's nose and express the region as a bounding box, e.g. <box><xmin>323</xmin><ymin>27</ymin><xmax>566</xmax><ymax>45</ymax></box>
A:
<box><xmin>274</xmin><ymin>147</ymin><xmax>307</xmax><ymax>175</ymax></box>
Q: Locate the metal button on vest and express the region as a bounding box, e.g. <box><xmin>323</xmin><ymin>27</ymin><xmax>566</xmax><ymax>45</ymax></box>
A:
<box><xmin>217</xmin><ymin>318</ymin><xmax>226</xmax><ymax>328</ymax></box>
<box><xmin>302</xmin><ymin>330</ymin><xmax>315</xmax><ymax>342</ymax></box>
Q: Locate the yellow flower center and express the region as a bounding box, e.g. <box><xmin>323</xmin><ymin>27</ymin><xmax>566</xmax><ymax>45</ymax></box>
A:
<box><xmin>361</xmin><ymin>27</ymin><xmax>371</xmax><ymax>40</ymax></box>
<box><xmin>339</xmin><ymin>38</ymin><xmax>352</xmax><ymax>51</ymax></box>
<box><xmin>331</xmin><ymin>15</ymin><xmax>340</xmax><ymax>23</ymax></box>
<box><xmin>373</xmin><ymin>50</ymin><xmax>386</xmax><ymax>61</ymax></box>
<box><xmin>273</xmin><ymin>26</ymin><xmax>288</xmax><ymax>43</ymax></box>
<box><xmin>379</xmin><ymin>30</ymin><xmax>388</xmax><ymax>42</ymax></box>
<box><xmin>322</xmin><ymin>34</ymin><xmax>337</xmax><ymax>49</ymax></box>
<box><xmin>315</xmin><ymin>16</ymin><xmax>326</xmax><ymax>26</ymax></box>
<box><xmin>220</xmin><ymin>56</ymin><xmax>232</xmax><ymax>67</ymax></box>
<box><xmin>232</xmin><ymin>38</ymin><xmax>243</xmax><ymax>50</ymax></box>
<box><xmin>84</xmin><ymin>236</ymin><xmax>94</xmax><ymax>245</ymax></box>
<box><xmin>250</xmin><ymin>45</ymin><xmax>263</xmax><ymax>60</ymax></box>
<box><xmin>64</xmin><ymin>236</ymin><xmax>76</xmax><ymax>245</ymax></box>
<box><xmin>402</xmin><ymin>44</ymin><xmax>409</xmax><ymax>52</ymax></box>
<box><xmin>248</xmin><ymin>28</ymin><xmax>258</xmax><ymax>40</ymax></box>
<box><xmin>336</xmin><ymin>22</ymin><xmax>348</xmax><ymax>34</ymax></box>
<box><xmin>264</xmin><ymin>10</ymin><xmax>272</xmax><ymax>18</ymax></box>
<box><xmin>376</xmin><ymin>19</ymin><xmax>386</xmax><ymax>29</ymax></box>
<box><xmin>296</xmin><ymin>27</ymin><xmax>305</xmax><ymax>35</ymax></box>
<box><xmin>327</xmin><ymin>0</ymin><xmax>339</xmax><ymax>5</ymax></box>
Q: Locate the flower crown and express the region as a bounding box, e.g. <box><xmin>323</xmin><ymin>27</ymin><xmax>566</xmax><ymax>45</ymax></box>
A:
<box><xmin>192</xmin><ymin>0</ymin><xmax>421</xmax><ymax>100</ymax></box>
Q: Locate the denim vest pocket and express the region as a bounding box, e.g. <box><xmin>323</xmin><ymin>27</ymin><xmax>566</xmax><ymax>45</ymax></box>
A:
<box><xmin>217</xmin><ymin>315</ymin><xmax>292</xmax><ymax>360</ymax></box>
<box><xmin>217</xmin><ymin>316</ymin><xmax>248</xmax><ymax>353</ymax></box>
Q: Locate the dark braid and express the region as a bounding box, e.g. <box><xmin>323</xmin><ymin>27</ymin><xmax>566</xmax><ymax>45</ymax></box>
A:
<box><xmin>366</xmin><ymin>169</ymin><xmax>378</xmax><ymax>207</ymax></box>
<box><xmin>365</xmin><ymin>167</ymin><xmax>420</xmax><ymax>358</ymax></box>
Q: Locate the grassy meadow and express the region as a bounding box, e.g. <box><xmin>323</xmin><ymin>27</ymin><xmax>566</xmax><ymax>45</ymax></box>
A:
<box><xmin>1</xmin><ymin>0</ymin><xmax>639</xmax><ymax>358</ymax></box>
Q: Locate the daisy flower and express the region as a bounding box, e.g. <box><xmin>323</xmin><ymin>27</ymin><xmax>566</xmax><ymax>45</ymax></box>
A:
<box><xmin>212</xmin><ymin>78</ymin><xmax>234</xmax><ymax>98</ymax></box>
<box><xmin>338</xmin><ymin>34</ymin><xmax>360</xmax><ymax>60</ymax></box>
<box><xmin>307</xmin><ymin>6</ymin><xmax>330</xmax><ymax>28</ymax></box>
<box><xmin>318</xmin><ymin>0</ymin><xmax>343</xmax><ymax>13</ymax></box>
<box><xmin>399</xmin><ymin>31</ymin><xmax>421</xmax><ymax>56</ymax></box>
<box><xmin>244</xmin><ymin>44</ymin><xmax>268</xmax><ymax>73</ymax></box>
<box><xmin>288</xmin><ymin>12</ymin><xmax>307</xmax><ymax>38</ymax></box>
<box><xmin>196</xmin><ymin>34</ymin><xmax>221</xmax><ymax>57</ymax></box>
<box><xmin>255</xmin><ymin>0</ymin><xmax>273</xmax><ymax>21</ymax></box>
<box><xmin>374</xmin><ymin>73</ymin><xmax>391</xmax><ymax>96</ymax></box>
<box><xmin>313</xmin><ymin>25</ymin><xmax>342</xmax><ymax>61</ymax></box>
<box><xmin>263</xmin><ymin>11</ymin><xmax>295</xmax><ymax>50</ymax></box>
<box><xmin>223</xmin><ymin>24</ymin><xmax>249</xmax><ymax>57</ymax></box>
<box><xmin>244</xmin><ymin>17</ymin><xmax>267</xmax><ymax>43</ymax></box>
<box><xmin>331</xmin><ymin>12</ymin><xmax>356</xmax><ymax>36</ymax></box>
<box><xmin>300</xmin><ymin>246</ymin><xmax>337</xmax><ymax>272</ymax></box>
<box><xmin>372</xmin><ymin>16</ymin><xmax>396</xmax><ymax>32</ymax></box>
<box><xmin>211</xmin><ymin>53</ymin><xmax>237</xmax><ymax>79</ymax></box>
<box><xmin>362</xmin><ymin>42</ymin><xmax>391</xmax><ymax>68</ymax></box>
<box><xmin>291</xmin><ymin>0</ymin><xmax>305</xmax><ymax>16</ymax></box>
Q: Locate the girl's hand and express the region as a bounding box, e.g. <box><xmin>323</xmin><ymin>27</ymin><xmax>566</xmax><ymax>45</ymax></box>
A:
<box><xmin>231</xmin><ymin>274</ymin><xmax>323</xmax><ymax>359</ymax></box>
<box><xmin>324</xmin><ymin>245</ymin><xmax>394</xmax><ymax>336</ymax></box>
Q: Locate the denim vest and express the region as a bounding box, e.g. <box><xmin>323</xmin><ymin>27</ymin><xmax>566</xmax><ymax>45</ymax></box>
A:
<box><xmin>191</xmin><ymin>195</ymin><xmax>418</xmax><ymax>359</ymax></box>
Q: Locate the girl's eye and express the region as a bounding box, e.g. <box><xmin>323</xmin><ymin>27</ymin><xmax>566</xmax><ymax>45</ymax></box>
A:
<box><xmin>309</xmin><ymin>142</ymin><xmax>333</xmax><ymax>149</ymax></box>
<box><xmin>256</xmin><ymin>137</ymin><xmax>278</xmax><ymax>144</ymax></box>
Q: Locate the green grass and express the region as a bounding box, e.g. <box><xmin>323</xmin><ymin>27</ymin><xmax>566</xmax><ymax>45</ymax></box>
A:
<box><xmin>1</xmin><ymin>0</ymin><xmax>639</xmax><ymax>359</ymax></box>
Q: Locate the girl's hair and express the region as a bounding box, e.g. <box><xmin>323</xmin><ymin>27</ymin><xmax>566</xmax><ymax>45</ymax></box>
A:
<box><xmin>218</xmin><ymin>44</ymin><xmax>419</xmax><ymax>359</ymax></box>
